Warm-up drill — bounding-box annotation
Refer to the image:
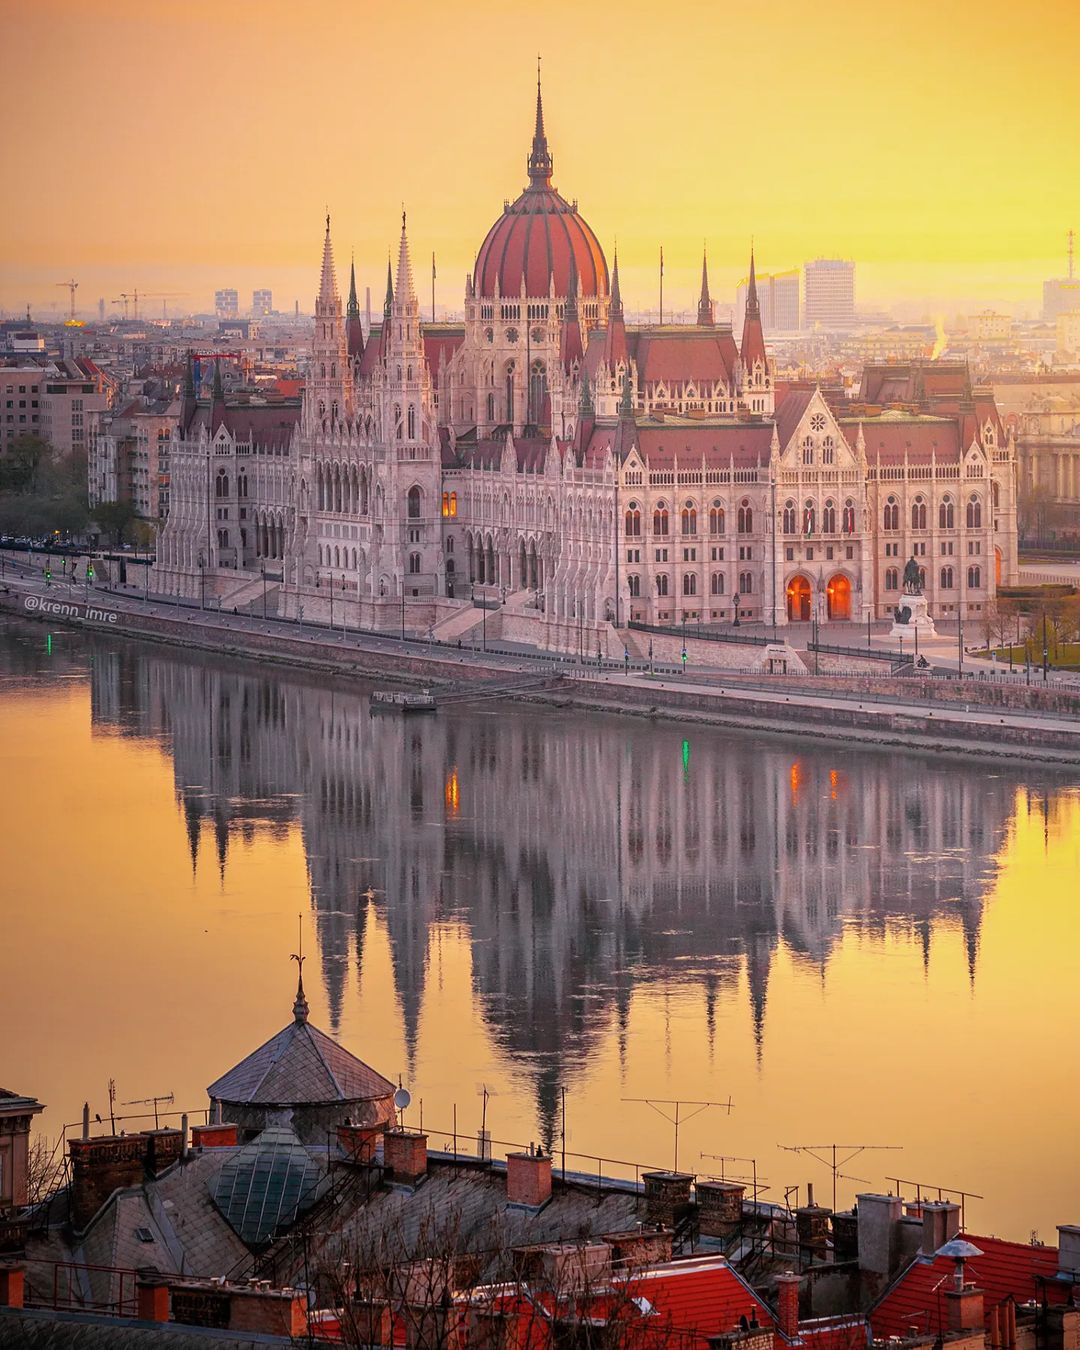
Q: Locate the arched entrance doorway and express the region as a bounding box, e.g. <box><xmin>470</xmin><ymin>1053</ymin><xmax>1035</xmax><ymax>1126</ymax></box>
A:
<box><xmin>826</xmin><ymin>573</ymin><xmax>851</xmax><ymax>620</ymax></box>
<box><xmin>786</xmin><ymin>574</ymin><xmax>812</xmax><ymax>622</ymax></box>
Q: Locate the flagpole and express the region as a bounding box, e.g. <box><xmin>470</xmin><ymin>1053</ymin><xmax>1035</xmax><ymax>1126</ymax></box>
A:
<box><xmin>659</xmin><ymin>245</ymin><xmax>664</xmax><ymax>325</ymax></box>
<box><xmin>431</xmin><ymin>252</ymin><xmax>436</xmax><ymax>323</ymax></box>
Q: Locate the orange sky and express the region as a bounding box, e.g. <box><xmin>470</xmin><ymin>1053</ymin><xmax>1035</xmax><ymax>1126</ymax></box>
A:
<box><xmin>2</xmin><ymin>0</ymin><xmax>1078</xmax><ymax>319</ymax></box>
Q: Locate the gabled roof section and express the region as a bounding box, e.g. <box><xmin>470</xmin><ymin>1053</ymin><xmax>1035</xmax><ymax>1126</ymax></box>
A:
<box><xmin>635</xmin><ymin>420</ymin><xmax>774</xmax><ymax>469</ymax></box>
<box><xmin>634</xmin><ymin>329</ymin><xmax>739</xmax><ymax>386</ymax></box>
<box><xmin>207</xmin><ymin>1019</ymin><xmax>394</xmax><ymax>1106</ymax></box>
<box><xmin>870</xmin><ymin>1235</ymin><xmax>1064</xmax><ymax>1340</ymax></box>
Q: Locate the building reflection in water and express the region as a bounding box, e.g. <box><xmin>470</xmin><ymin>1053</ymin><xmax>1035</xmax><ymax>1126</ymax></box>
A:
<box><xmin>89</xmin><ymin>643</ymin><xmax>1022</xmax><ymax>1147</ymax></box>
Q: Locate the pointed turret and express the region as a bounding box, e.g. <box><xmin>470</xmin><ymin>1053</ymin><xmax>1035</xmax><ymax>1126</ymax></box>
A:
<box><xmin>740</xmin><ymin>246</ymin><xmax>768</xmax><ymax>375</ymax></box>
<box><xmin>560</xmin><ymin>254</ymin><xmax>583</xmax><ymax>370</ymax></box>
<box><xmin>180</xmin><ymin>350</ymin><xmax>196</xmax><ymax>430</ymax></box>
<box><xmin>604</xmin><ymin>247</ymin><xmax>628</xmax><ymax>368</ymax></box>
<box><xmin>310</xmin><ymin>214</ymin><xmax>350</xmax><ymax>419</ymax></box>
<box><xmin>210</xmin><ymin>357</ymin><xmax>225</xmax><ymax>432</ymax></box>
<box><xmin>697</xmin><ymin>246</ymin><xmax>714</xmax><ymax>326</ymax></box>
<box><xmin>527</xmin><ymin>61</ymin><xmax>553</xmax><ymax>187</ymax></box>
<box><xmin>394</xmin><ymin>211</ymin><xmax>417</xmax><ymax>311</ymax></box>
<box><xmin>379</xmin><ymin>254</ymin><xmax>394</xmax><ymax>360</ymax></box>
<box><xmin>346</xmin><ymin>255</ymin><xmax>364</xmax><ymax>359</ymax></box>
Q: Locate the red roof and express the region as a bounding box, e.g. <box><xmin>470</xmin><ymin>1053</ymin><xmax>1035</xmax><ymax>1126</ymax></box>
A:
<box><xmin>633</xmin><ymin>330</ymin><xmax>739</xmax><ymax>386</ymax></box>
<box><xmin>839</xmin><ymin>416</ymin><xmax>961</xmax><ymax>465</ymax></box>
<box><xmin>870</xmin><ymin>1236</ymin><xmax>1064</xmax><ymax>1340</ymax></box>
<box><xmin>474</xmin><ymin>185</ymin><xmax>608</xmax><ymax>299</ymax></box>
<box><xmin>424</xmin><ymin>330</ymin><xmax>465</xmax><ymax>374</ymax></box>
<box><xmin>634</xmin><ymin>421</ymin><xmax>774</xmax><ymax>470</ymax></box>
<box><xmin>186</xmin><ymin>402</ymin><xmax>300</xmax><ymax>450</ymax></box>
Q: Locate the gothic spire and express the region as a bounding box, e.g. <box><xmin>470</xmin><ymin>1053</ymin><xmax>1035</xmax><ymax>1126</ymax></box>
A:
<box><xmin>610</xmin><ymin>248</ymin><xmax>623</xmax><ymax>317</ymax></box>
<box><xmin>383</xmin><ymin>255</ymin><xmax>393</xmax><ymax>317</ymax></box>
<box><xmin>740</xmin><ymin>244</ymin><xmax>768</xmax><ymax>374</ymax></box>
<box><xmin>697</xmin><ymin>245</ymin><xmax>714</xmax><ymax>326</ymax></box>
<box><xmin>347</xmin><ymin>255</ymin><xmax>360</xmax><ymax>320</ymax></box>
<box><xmin>318</xmin><ymin>212</ymin><xmax>338</xmax><ymax>305</ymax></box>
<box><xmin>211</xmin><ymin>356</ymin><xmax>224</xmax><ymax>403</ymax></box>
<box><xmin>291</xmin><ymin>918</ymin><xmax>309</xmax><ymax>1026</ymax></box>
<box><xmin>527</xmin><ymin>58</ymin><xmax>553</xmax><ymax>187</ymax></box>
<box><xmin>605</xmin><ymin>246</ymin><xmax>628</xmax><ymax>368</ymax></box>
<box><xmin>746</xmin><ymin>244</ymin><xmax>760</xmax><ymax>321</ymax></box>
<box><xmin>394</xmin><ymin>210</ymin><xmax>416</xmax><ymax>309</ymax></box>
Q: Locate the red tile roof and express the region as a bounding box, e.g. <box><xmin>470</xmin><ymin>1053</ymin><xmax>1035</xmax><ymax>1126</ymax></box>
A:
<box><xmin>474</xmin><ymin>185</ymin><xmax>608</xmax><ymax>300</ymax></box>
<box><xmin>839</xmin><ymin>416</ymin><xmax>961</xmax><ymax>465</ymax></box>
<box><xmin>635</xmin><ymin>421</ymin><xmax>774</xmax><ymax>470</ymax></box>
<box><xmin>634</xmin><ymin>330</ymin><xmax>739</xmax><ymax>386</ymax></box>
<box><xmin>870</xmin><ymin>1236</ymin><xmax>1064</xmax><ymax>1340</ymax></box>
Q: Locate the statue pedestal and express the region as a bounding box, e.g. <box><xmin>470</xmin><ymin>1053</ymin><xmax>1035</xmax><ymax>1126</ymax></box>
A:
<box><xmin>890</xmin><ymin>592</ymin><xmax>937</xmax><ymax>639</ymax></box>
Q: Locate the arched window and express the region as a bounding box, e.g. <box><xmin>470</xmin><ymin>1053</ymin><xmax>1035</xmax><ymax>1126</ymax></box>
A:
<box><xmin>409</xmin><ymin>552</ymin><xmax>421</xmax><ymax>574</ymax></box>
<box><xmin>407</xmin><ymin>486</ymin><xmax>421</xmax><ymax>519</ymax></box>
<box><xmin>656</xmin><ymin>574</ymin><xmax>669</xmax><ymax>596</ymax></box>
<box><xmin>939</xmin><ymin>495</ymin><xmax>955</xmax><ymax>529</ymax></box>
<box><xmin>940</xmin><ymin>566</ymin><xmax>955</xmax><ymax>589</ymax></box>
<box><xmin>802</xmin><ymin>436</ymin><xmax>814</xmax><ymax>466</ymax></box>
<box><xmin>442</xmin><ymin>493</ymin><xmax>450</xmax><ymax>518</ymax></box>
<box><xmin>884</xmin><ymin>497</ymin><xmax>899</xmax><ymax>530</ymax></box>
<box><xmin>821</xmin><ymin>435</ymin><xmax>835</xmax><ymax>465</ymax></box>
<box><xmin>394</xmin><ymin>404</ymin><xmax>402</xmax><ymax>440</ymax></box>
<box><xmin>449</xmin><ymin>492</ymin><xmax>457</xmax><ymax>518</ymax></box>
<box><xmin>709</xmin><ymin>500</ymin><xmax>725</xmax><ymax>535</ymax></box>
<box><xmin>782</xmin><ymin>500</ymin><xmax>797</xmax><ymax>534</ymax></box>
<box><xmin>628</xmin><ymin>574</ymin><xmax>641</xmax><ymax>598</ymax></box>
<box><xmin>822</xmin><ymin>499</ymin><xmax>837</xmax><ymax>534</ymax></box>
<box><xmin>237</xmin><ymin>473</ymin><xmax>247</xmax><ymax>499</ymax></box>
<box><xmin>625</xmin><ymin>503</ymin><xmax>642</xmax><ymax>536</ymax></box>
<box><xmin>683</xmin><ymin>572</ymin><xmax>698</xmax><ymax>596</ymax></box>
<box><xmin>967</xmin><ymin>495</ymin><xmax>982</xmax><ymax>529</ymax></box>
<box><xmin>967</xmin><ymin>564</ymin><xmax>982</xmax><ymax>589</ymax></box>
<box><xmin>407</xmin><ymin>404</ymin><xmax>416</xmax><ymax>439</ymax></box>
<box><xmin>738</xmin><ymin>570</ymin><xmax>753</xmax><ymax>594</ymax></box>
<box><xmin>991</xmin><ymin>481</ymin><xmax>1000</xmax><ymax>511</ymax></box>
<box><xmin>215</xmin><ymin>469</ymin><xmax>228</xmax><ymax>498</ymax></box>
<box><xmin>486</xmin><ymin>392</ymin><xmax>495</xmax><ymax>422</ymax></box>
<box><xmin>710</xmin><ymin>572</ymin><xmax>725</xmax><ymax>595</ymax></box>
<box><xmin>681</xmin><ymin>501</ymin><xmax>698</xmax><ymax>536</ymax></box>
<box><xmin>737</xmin><ymin>500</ymin><xmax>753</xmax><ymax>533</ymax></box>
<box><xmin>803</xmin><ymin>500</ymin><xmax>816</xmax><ymax>536</ymax></box>
<box><xmin>885</xmin><ymin>568</ymin><xmax>899</xmax><ymax>591</ymax></box>
<box><xmin>842</xmin><ymin>499</ymin><xmax>856</xmax><ymax>533</ymax></box>
<box><xmin>912</xmin><ymin>497</ymin><xmax>927</xmax><ymax>530</ymax></box>
<box><xmin>653</xmin><ymin>503</ymin><xmax>669</xmax><ymax>536</ymax></box>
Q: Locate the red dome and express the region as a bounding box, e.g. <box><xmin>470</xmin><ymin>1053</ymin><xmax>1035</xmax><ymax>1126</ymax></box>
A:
<box><xmin>474</xmin><ymin>185</ymin><xmax>609</xmax><ymax>300</ymax></box>
<box><xmin>473</xmin><ymin>77</ymin><xmax>608</xmax><ymax>300</ymax></box>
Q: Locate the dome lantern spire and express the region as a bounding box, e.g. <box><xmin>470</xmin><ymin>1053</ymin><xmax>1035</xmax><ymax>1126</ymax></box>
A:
<box><xmin>290</xmin><ymin>916</ymin><xmax>309</xmax><ymax>1026</ymax></box>
<box><xmin>527</xmin><ymin>56</ymin><xmax>553</xmax><ymax>188</ymax></box>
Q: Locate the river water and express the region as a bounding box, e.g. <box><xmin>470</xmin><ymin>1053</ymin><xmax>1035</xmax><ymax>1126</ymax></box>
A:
<box><xmin>1</xmin><ymin>619</ymin><xmax>1077</xmax><ymax>1240</ymax></box>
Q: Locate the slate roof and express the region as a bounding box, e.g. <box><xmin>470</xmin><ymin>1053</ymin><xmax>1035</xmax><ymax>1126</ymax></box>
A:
<box><xmin>0</xmin><ymin>1307</ymin><xmax>297</xmax><ymax>1347</ymax></box>
<box><xmin>207</xmin><ymin>1018</ymin><xmax>394</xmax><ymax>1106</ymax></box>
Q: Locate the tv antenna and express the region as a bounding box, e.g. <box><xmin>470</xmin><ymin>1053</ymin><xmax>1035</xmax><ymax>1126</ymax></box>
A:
<box><xmin>393</xmin><ymin>1078</ymin><xmax>411</xmax><ymax>1127</ymax></box>
<box><xmin>701</xmin><ymin>1152</ymin><xmax>768</xmax><ymax>1203</ymax></box>
<box><xmin>623</xmin><ymin>1096</ymin><xmax>733</xmax><ymax>1173</ymax></box>
<box><xmin>779</xmin><ymin>1141</ymin><xmax>901</xmax><ymax>1211</ymax></box>
<box><xmin>122</xmin><ymin>1091</ymin><xmax>175</xmax><ymax>1130</ymax></box>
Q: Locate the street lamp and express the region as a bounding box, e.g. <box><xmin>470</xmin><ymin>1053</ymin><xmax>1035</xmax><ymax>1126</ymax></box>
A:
<box><xmin>261</xmin><ymin>565</ymin><xmax>267</xmax><ymax>620</ymax></box>
<box><xmin>732</xmin><ymin>592</ymin><xmax>741</xmax><ymax>627</ymax></box>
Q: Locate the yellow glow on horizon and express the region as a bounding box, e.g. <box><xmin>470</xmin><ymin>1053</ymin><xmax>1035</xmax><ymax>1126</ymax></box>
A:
<box><xmin>2</xmin><ymin>0</ymin><xmax>1078</xmax><ymax>316</ymax></box>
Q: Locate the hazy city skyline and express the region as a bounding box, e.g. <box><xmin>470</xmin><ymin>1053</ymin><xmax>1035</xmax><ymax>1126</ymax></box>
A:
<box><xmin>2</xmin><ymin>0</ymin><xmax>1077</xmax><ymax>318</ymax></box>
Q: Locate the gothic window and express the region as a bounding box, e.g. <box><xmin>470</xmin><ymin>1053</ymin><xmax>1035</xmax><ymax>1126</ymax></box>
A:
<box><xmin>912</xmin><ymin>497</ymin><xmax>927</xmax><ymax>530</ymax></box>
<box><xmin>709</xmin><ymin>501</ymin><xmax>725</xmax><ymax>535</ymax></box>
<box><xmin>885</xmin><ymin>568</ymin><xmax>899</xmax><ymax>591</ymax></box>
<box><xmin>485</xmin><ymin>328</ymin><xmax>494</xmax><ymax>344</ymax></box>
<box><xmin>215</xmin><ymin>469</ymin><xmax>228</xmax><ymax>498</ymax></box>
<box><xmin>409</xmin><ymin>552</ymin><xmax>421</xmax><ymax>574</ymax></box>
<box><xmin>966</xmin><ymin>495</ymin><xmax>982</xmax><ymax>529</ymax></box>
<box><xmin>656</xmin><ymin>573</ymin><xmax>669</xmax><ymax>596</ymax></box>
<box><xmin>407</xmin><ymin>404</ymin><xmax>416</xmax><ymax>439</ymax></box>
<box><xmin>394</xmin><ymin>404</ymin><xmax>402</xmax><ymax>440</ymax></box>
<box><xmin>992</xmin><ymin>481</ymin><xmax>1000</xmax><ymax>511</ymax></box>
<box><xmin>810</xmin><ymin>413</ymin><xmax>827</xmax><ymax>432</ymax></box>
<box><xmin>237</xmin><ymin>473</ymin><xmax>247</xmax><ymax>499</ymax></box>
<box><xmin>939</xmin><ymin>495</ymin><xmax>955</xmax><ymax>529</ymax></box>
<box><xmin>681</xmin><ymin>501</ymin><xmax>697</xmax><ymax>535</ymax></box>
<box><xmin>407</xmin><ymin>486</ymin><xmax>421</xmax><ymax>519</ymax></box>
<box><xmin>217</xmin><ymin>529</ymin><xmax>228</xmax><ymax>548</ymax></box>
<box><xmin>803</xmin><ymin>500</ymin><xmax>816</xmax><ymax>535</ymax></box>
<box><xmin>505</xmin><ymin>328</ymin><xmax>519</xmax><ymax>344</ymax></box>
<box><xmin>738</xmin><ymin>571</ymin><xmax>753</xmax><ymax>594</ymax></box>
<box><xmin>842</xmin><ymin>499</ymin><xmax>856</xmax><ymax>533</ymax></box>
<box><xmin>737</xmin><ymin>500</ymin><xmax>753</xmax><ymax>533</ymax></box>
<box><xmin>782</xmin><ymin>500</ymin><xmax>797</xmax><ymax>534</ymax></box>
<box><xmin>967</xmin><ymin>564</ymin><xmax>982</xmax><ymax>589</ymax></box>
<box><xmin>822</xmin><ymin>435</ymin><xmax>835</xmax><ymax>465</ymax></box>
<box><xmin>822</xmin><ymin>500</ymin><xmax>836</xmax><ymax>533</ymax></box>
<box><xmin>447</xmin><ymin>537</ymin><xmax>455</xmax><ymax>553</ymax></box>
<box><xmin>710</xmin><ymin>572</ymin><xmax>725</xmax><ymax>595</ymax></box>
<box><xmin>449</xmin><ymin>492</ymin><xmax>457</xmax><ymax>518</ymax></box>
<box><xmin>625</xmin><ymin>503</ymin><xmax>641</xmax><ymax>536</ymax></box>
<box><xmin>653</xmin><ymin>503</ymin><xmax>669</xmax><ymax>536</ymax></box>
<box><xmin>442</xmin><ymin>492</ymin><xmax>450</xmax><ymax>518</ymax></box>
<box><xmin>683</xmin><ymin>572</ymin><xmax>698</xmax><ymax>596</ymax></box>
<box><xmin>802</xmin><ymin>436</ymin><xmax>814</xmax><ymax>466</ymax></box>
<box><xmin>320</xmin><ymin>364</ymin><xmax>326</xmax><ymax>379</ymax></box>
<box><xmin>627</xmin><ymin>574</ymin><xmax>641</xmax><ymax>598</ymax></box>
<box><xmin>883</xmin><ymin>497</ymin><xmax>899</xmax><ymax>530</ymax></box>
<box><xmin>330</xmin><ymin>364</ymin><xmax>336</xmax><ymax>379</ymax></box>
<box><xmin>940</xmin><ymin>566</ymin><xmax>955</xmax><ymax>589</ymax></box>
<box><xmin>529</xmin><ymin>359</ymin><xmax>547</xmax><ymax>419</ymax></box>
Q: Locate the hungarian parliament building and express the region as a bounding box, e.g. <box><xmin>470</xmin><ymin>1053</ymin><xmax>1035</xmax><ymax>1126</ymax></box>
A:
<box><xmin>154</xmin><ymin>82</ymin><xmax>1018</xmax><ymax>647</ymax></box>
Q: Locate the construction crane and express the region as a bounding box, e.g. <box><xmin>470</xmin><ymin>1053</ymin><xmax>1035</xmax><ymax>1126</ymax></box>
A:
<box><xmin>55</xmin><ymin>278</ymin><xmax>79</xmax><ymax>321</ymax></box>
<box><xmin>110</xmin><ymin>289</ymin><xmax>187</xmax><ymax>321</ymax></box>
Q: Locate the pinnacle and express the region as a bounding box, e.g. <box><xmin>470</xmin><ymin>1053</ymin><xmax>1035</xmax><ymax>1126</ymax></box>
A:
<box><xmin>394</xmin><ymin>213</ymin><xmax>417</xmax><ymax>311</ymax></box>
<box><xmin>319</xmin><ymin>215</ymin><xmax>339</xmax><ymax>304</ymax></box>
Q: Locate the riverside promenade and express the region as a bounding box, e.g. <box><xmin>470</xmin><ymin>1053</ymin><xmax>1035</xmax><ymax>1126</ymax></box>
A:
<box><xmin>2</xmin><ymin>562</ymin><xmax>1079</xmax><ymax>767</ymax></box>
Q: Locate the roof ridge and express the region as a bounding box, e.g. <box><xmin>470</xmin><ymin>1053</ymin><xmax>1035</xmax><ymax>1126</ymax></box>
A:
<box><xmin>302</xmin><ymin>1022</ymin><xmax>345</xmax><ymax>1097</ymax></box>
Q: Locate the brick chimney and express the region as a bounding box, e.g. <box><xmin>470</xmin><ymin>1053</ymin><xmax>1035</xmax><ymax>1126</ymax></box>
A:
<box><xmin>776</xmin><ymin>1272</ymin><xmax>800</xmax><ymax>1341</ymax></box>
<box><xmin>1058</xmin><ymin>1225</ymin><xmax>1080</xmax><ymax>1280</ymax></box>
<box><xmin>0</xmin><ymin>1263</ymin><xmax>26</xmax><ymax>1310</ymax></box>
<box><xmin>921</xmin><ymin>1202</ymin><xmax>961</xmax><ymax>1258</ymax></box>
<box><xmin>69</xmin><ymin>1135</ymin><xmax>147</xmax><ymax>1230</ymax></box>
<box><xmin>228</xmin><ymin>1286</ymin><xmax>307</xmax><ymax>1337</ymax></box>
<box><xmin>191</xmin><ymin>1122</ymin><xmax>239</xmax><ymax>1149</ymax></box>
<box><xmin>796</xmin><ymin>1202</ymin><xmax>832</xmax><ymax>1266</ymax></box>
<box><xmin>384</xmin><ymin>1129</ymin><xmax>428</xmax><ymax>1184</ymax></box>
<box><xmin>642</xmin><ymin>1171</ymin><xmax>694</xmax><ymax>1228</ymax></box>
<box><xmin>696</xmin><ymin>1181</ymin><xmax>745</xmax><ymax>1239</ymax></box>
<box><xmin>338</xmin><ymin>1123</ymin><xmax>383</xmax><ymax>1165</ymax></box>
<box><xmin>831</xmin><ymin>1211</ymin><xmax>859</xmax><ymax>1263</ymax></box>
<box><xmin>136</xmin><ymin>1274</ymin><xmax>171</xmax><ymax>1323</ymax></box>
<box><xmin>945</xmin><ymin>1286</ymin><xmax>985</xmax><ymax>1333</ymax></box>
<box><xmin>507</xmin><ymin>1150</ymin><xmax>552</xmax><ymax>1210</ymax></box>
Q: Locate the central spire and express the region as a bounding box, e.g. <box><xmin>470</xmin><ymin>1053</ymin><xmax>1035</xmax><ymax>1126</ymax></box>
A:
<box><xmin>527</xmin><ymin>57</ymin><xmax>553</xmax><ymax>188</ymax></box>
<box><xmin>698</xmin><ymin>245</ymin><xmax>714</xmax><ymax>326</ymax></box>
<box><xmin>318</xmin><ymin>212</ymin><xmax>338</xmax><ymax>305</ymax></box>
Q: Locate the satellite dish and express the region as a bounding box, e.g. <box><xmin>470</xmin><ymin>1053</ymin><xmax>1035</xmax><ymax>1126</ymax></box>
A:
<box><xmin>393</xmin><ymin>1087</ymin><xmax>412</xmax><ymax>1111</ymax></box>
